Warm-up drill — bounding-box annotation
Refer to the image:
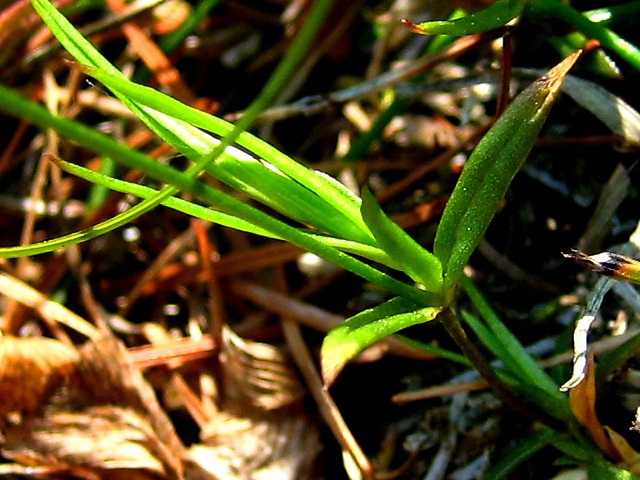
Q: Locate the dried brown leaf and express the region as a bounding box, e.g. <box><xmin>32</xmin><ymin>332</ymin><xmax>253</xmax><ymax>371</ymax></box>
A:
<box><xmin>186</xmin><ymin>326</ymin><xmax>321</xmax><ymax>480</ymax></box>
<box><xmin>191</xmin><ymin>413</ymin><xmax>320</xmax><ymax>480</ymax></box>
<box><xmin>3</xmin><ymin>407</ymin><xmax>167</xmax><ymax>476</ymax></box>
<box><xmin>1</xmin><ymin>336</ymin><xmax>186</xmax><ymax>479</ymax></box>
<box><xmin>0</xmin><ymin>336</ymin><xmax>78</xmax><ymax>419</ymax></box>
<box><xmin>569</xmin><ymin>352</ymin><xmax>621</xmax><ymax>461</ymax></box>
<box><xmin>220</xmin><ymin>326</ymin><xmax>305</xmax><ymax>411</ymax></box>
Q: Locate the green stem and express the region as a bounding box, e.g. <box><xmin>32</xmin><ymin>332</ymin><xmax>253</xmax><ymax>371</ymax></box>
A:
<box><xmin>529</xmin><ymin>0</ymin><xmax>640</xmax><ymax>72</ymax></box>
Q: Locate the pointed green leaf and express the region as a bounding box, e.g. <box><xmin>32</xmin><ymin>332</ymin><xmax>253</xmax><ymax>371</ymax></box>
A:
<box><xmin>588</xmin><ymin>458</ymin><xmax>640</xmax><ymax>480</ymax></box>
<box><xmin>321</xmin><ymin>297</ymin><xmax>441</xmax><ymax>385</ymax></box>
<box><xmin>434</xmin><ymin>50</ymin><xmax>581</xmax><ymax>289</ymax></box>
<box><xmin>404</xmin><ymin>0</ymin><xmax>527</xmax><ymax>36</ymax></box>
<box><xmin>483</xmin><ymin>428</ymin><xmax>559</xmax><ymax>480</ymax></box>
<box><xmin>360</xmin><ymin>189</ymin><xmax>443</xmax><ymax>293</ymax></box>
<box><xmin>75</xmin><ymin>66</ymin><xmax>376</xmax><ymax>245</ymax></box>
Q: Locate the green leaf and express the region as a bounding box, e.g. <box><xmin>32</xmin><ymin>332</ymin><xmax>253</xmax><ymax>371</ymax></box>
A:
<box><xmin>30</xmin><ymin>0</ymin><xmax>364</xmax><ymax>238</ymax></box>
<box><xmin>588</xmin><ymin>458</ymin><xmax>640</xmax><ymax>480</ymax></box>
<box><xmin>0</xmin><ymin>186</ymin><xmax>178</xmax><ymax>258</ymax></box>
<box><xmin>547</xmin><ymin>32</ymin><xmax>621</xmax><ymax>79</ymax></box>
<box><xmin>360</xmin><ymin>189</ymin><xmax>443</xmax><ymax>293</ymax></box>
<box><xmin>404</xmin><ymin>0</ymin><xmax>527</xmax><ymax>36</ymax></box>
<box><xmin>461</xmin><ymin>276</ymin><xmax>560</xmax><ymax>396</ymax></box>
<box><xmin>434</xmin><ymin>49</ymin><xmax>581</xmax><ymax>290</ymax></box>
<box><xmin>321</xmin><ymin>298</ymin><xmax>441</xmax><ymax>385</ymax></box>
<box><xmin>80</xmin><ymin>66</ymin><xmax>376</xmax><ymax>245</ymax></box>
<box><xmin>54</xmin><ymin>158</ymin><xmax>278</xmax><ymax>238</ymax></box>
<box><xmin>483</xmin><ymin>428</ymin><xmax>559</xmax><ymax>480</ymax></box>
<box><xmin>81</xmin><ymin>67</ymin><xmax>367</xmax><ymax>228</ymax></box>
<box><xmin>527</xmin><ymin>0</ymin><xmax>640</xmax><ymax>73</ymax></box>
<box><xmin>54</xmin><ymin>157</ymin><xmax>402</xmax><ymax>266</ymax></box>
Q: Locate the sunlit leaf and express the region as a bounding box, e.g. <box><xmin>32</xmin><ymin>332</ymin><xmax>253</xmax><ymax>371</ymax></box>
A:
<box><xmin>403</xmin><ymin>0</ymin><xmax>526</xmax><ymax>36</ymax></box>
<box><xmin>434</xmin><ymin>49</ymin><xmax>581</xmax><ymax>289</ymax></box>
<box><xmin>321</xmin><ymin>298</ymin><xmax>441</xmax><ymax>385</ymax></box>
<box><xmin>360</xmin><ymin>189</ymin><xmax>442</xmax><ymax>293</ymax></box>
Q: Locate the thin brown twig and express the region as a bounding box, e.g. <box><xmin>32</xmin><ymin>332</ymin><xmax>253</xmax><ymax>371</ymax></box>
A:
<box><xmin>229</xmin><ymin>31</ymin><xmax>501</xmax><ymax>124</ymax></box>
<box><xmin>281</xmin><ymin>318</ymin><xmax>375</xmax><ymax>479</ymax></box>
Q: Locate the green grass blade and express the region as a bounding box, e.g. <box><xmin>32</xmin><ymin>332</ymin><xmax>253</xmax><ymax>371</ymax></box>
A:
<box><xmin>0</xmin><ymin>186</ymin><xmax>177</xmax><ymax>257</ymax></box>
<box><xmin>588</xmin><ymin>458</ymin><xmax>640</xmax><ymax>480</ymax></box>
<box><xmin>0</xmin><ymin>85</ymin><xmax>437</xmax><ymax>304</ymax></box>
<box><xmin>529</xmin><ymin>0</ymin><xmax>640</xmax><ymax>73</ymax></box>
<box><xmin>461</xmin><ymin>276</ymin><xmax>560</xmax><ymax>396</ymax></box>
<box><xmin>80</xmin><ymin>67</ymin><xmax>371</xmax><ymax>236</ymax></box>
<box><xmin>405</xmin><ymin>0</ymin><xmax>526</xmax><ymax>36</ymax></box>
<box><xmin>484</xmin><ymin>428</ymin><xmax>559</xmax><ymax>480</ymax></box>
<box><xmin>360</xmin><ymin>189</ymin><xmax>443</xmax><ymax>293</ymax></box>
<box><xmin>56</xmin><ymin>157</ymin><xmax>399</xmax><ymax>265</ymax></box>
<box><xmin>54</xmin><ymin>158</ymin><xmax>278</xmax><ymax>238</ymax></box>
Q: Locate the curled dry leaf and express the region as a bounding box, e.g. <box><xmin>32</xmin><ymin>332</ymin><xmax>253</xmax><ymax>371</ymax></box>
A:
<box><xmin>186</xmin><ymin>326</ymin><xmax>320</xmax><ymax>480</ymax></box>
<box><xmin>220</xmin><ymin>325</ymin><xmax>306</xmax><ymax>411</ymax></box>
<box><xmin>189</xmin><ymin>413</ymin><xmax>320</xmax><ymax>480</ymax></box>
<box><xmin>0</xmin><ymin>336</ymin><xmax>78</xmax><ymax>419</ymax></box>
<box><xmin>3</xmin><ymin>407</ymin><xmax>167</xmax><ymax>476</ymax></box>
<box><xmin>1</xmin><ymin>336</ymin><xmax>185</xmax><ymax>479</ymax></box>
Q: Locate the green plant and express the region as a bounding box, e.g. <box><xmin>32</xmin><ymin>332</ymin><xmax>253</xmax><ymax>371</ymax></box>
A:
<box><xmin>1</xmin><ymin>0</ymin><xmax>639</xmax><ymax>478</ymax></box>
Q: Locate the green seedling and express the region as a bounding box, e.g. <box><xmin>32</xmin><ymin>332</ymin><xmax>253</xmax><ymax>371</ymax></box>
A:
<box><xmin>1</xmin><ymin>0</ymin><xmax>631</xmax><ymax>476</ymax></box>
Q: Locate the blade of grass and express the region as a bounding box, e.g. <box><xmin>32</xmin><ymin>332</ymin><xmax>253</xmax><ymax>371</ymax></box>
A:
<box><xmin>28</xmin><ymin>0</ymin><xmax>341</xmax><ymax>219</ymax></box>
<box><xmin>53</xmin><ymin>157</ymin><xmax>277</xmax><ymax>238</ymax></box>
<box><xmin>54</xmin><ymin>157</ymin><xmax>398</xmax><ymax>266</ymax></box>
<box><xmin>461</xmin><ymin>275</ymin><xmax>561</xmax><ymax>397</ymax></box>
<box><xmin>528</xmin><ymin>0</ymin><xmax>640</xmax><ymax>73</ymax></box>
<box><xmin>0</xmin><ymin>87</ymin><xmax>439</xmax><ymax>306</ymax></box>
<box><xmin>588</xmin><ymin>457</ymin><xmax>640</xmax><ymax>479</ymax></box>
<box><xmin>79</xmin><ymin>66</ymin><xmax>371</xmax><ymax>235</ymax></box>
<box><xmin>483</xmin><ymin>428</ymin><xmax>560</xmax><ymax>480</ymax></box>
<box><xmin>360</xmin><ymin>189</ymin><xmax>443</xmax><ymax>294</ymax></box>
<box><xmin>404</xmin><ymin>0</ymin><xmax>525</xmax><ymax>36</ymax></box>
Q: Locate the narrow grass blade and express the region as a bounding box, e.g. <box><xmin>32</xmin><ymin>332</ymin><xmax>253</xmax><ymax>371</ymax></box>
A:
<box><xmin>44</xmin><ymin>0</ymin><xmax>368</xmax><ymax>240</ymax></box>
<box><xmin>30</xmin><ymin>0</ymin><xmax>361</xmax><ymax>245</ymax></box>
<box><xmin>528</xmin><ymin>0</ymin><xmax>640</xmax><ymax>73</ymax></box>
<box><xmin>588</xmin><ymin>458</ymin><xmax>640</xmax><ymax>479</ymax></box>
<box><xmin>360</xmin><ymin>189</ymin><xmax>443</xmax><ymax>294</ymax></box>
<box><xmin>434</xmin><ymin>50</ymin><xmax>581</xmax><ymax>290</ymax></box>
<box><xmin>0</xmin><ymin>187</ymin><xmax>177</xmax><ymax>257</ymax></box>
<box><xmin>82</xmin><ymin>66</ymin><xmax>371</xmax><ymax>237</ymax></box>
<box><xmin>54</xmin><ymin>158</ymin><xmax>277</xmax><ymax>238</ymax></box>
<box><xmin>321</xmin><ymin>298</ymin><xmax>441</xmax><ymax>385</ymax></box>
<box><xmin>404</xmin><ymin>0</ymin><xmax>526</xmax><ymax>36</ymax></box>
<box><xmin>461</xmin><ymin>276</ymin><xmax>560</xmax><ymax>396</ymax></box>
<box><xmin>483</xmin><ymin>428</ymin><xmax>559</xmax><ymax>480</ymax></box>
<box><xmin>0</xmin><ymin>86</ymin><xmax>436</xmax><ymax>306</ymax></box>
<box><xmin>55</xmin><ymin>157</ymin><xmax>398</xmax><ymax>265</ymax></box>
